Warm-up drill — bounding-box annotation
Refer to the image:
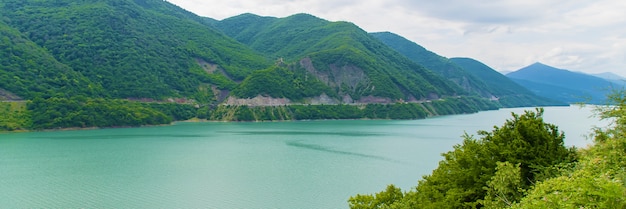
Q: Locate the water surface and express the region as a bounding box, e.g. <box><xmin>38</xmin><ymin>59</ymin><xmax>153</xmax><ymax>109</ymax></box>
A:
<box><xmin>0</xmin><ymin>106</ymin><xmax>605</xmax><ymax>208</ymax></box>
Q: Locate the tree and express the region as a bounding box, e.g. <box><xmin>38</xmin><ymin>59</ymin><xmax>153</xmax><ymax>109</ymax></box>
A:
<box><xmin>350</xmin><ymin>108</ymin><xmax>576</xmax><ymax>208</ymax></box>
<box><xmin>481</xmin><ymin>162</ymin><xmax>525</xmax><ymax>208</ymax></box>
<box><xmin>348</xmin><ymin>185</ymin><xmax>404</xmax><ymax>209</ymax></box>
<box><xmin>511</xmin><ymin>89</ymin><xmax>626</xmax><ymax>208</ymax></box>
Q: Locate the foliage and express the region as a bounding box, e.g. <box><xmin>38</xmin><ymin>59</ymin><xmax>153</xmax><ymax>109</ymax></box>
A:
<box><xmin>232</xmin><ymin>64</ymin><xmax>335</xmax><ymax>101</ymax></box>
<box><xmin>348</xmin><ymin>185</ymin><xmax>404</xmax><ymax>209</ymax></box>
<box><xmin>205</xmin><ymin>97</ymin><xmax>497</xmax><ymax>121</ymax></box>
<box><xmin>217</xmin><ymin>13</ymin><xmax>462</xmax><ymax>101</ymax></box>
<box><xmin>0</xmin><ymin>0</ymin><xmax>269</xmax><ymax>101</ymax></box>
<box><xmin>0</xmin><ymin>19</ymin><xmax>101</xmax><ymax>99</ymax></box>
<box><xmin>350</xmin><ymin>108</ymin><xmax>577</xmax><ymax>208</ymax></box>
<box><xmin>370</xmin><ymin>32</ymin><xmax>488</xmax><ymax>96</ymax></box>
<box><xmin>480</xmin><ymin>162</ymin><xmax>525</xmax><ymax>208</ymax></box>
<box><xmin>26</xmin><ymin>97</ymin><xmax>181</xmax><ymax>129</ymax></box>
<box><xmin>371</xmin><ymin>31</ymin><xmax>565</xmax><ymax>107</ymax></box>
<box><xmin>511</xmin><ymin>90</ymin><xmax>626</xmax><ymax>208</ymax></box>
<box><xmin>593</xmin><ymin>88</ymin><xmax>626</xmax><ymax>140</ymax></box>
<box><xmin>0</xmin><ymin>101</ymin><xmax>31</xmax><ymax>131</ymax></box>
<box><xmin>449</xmin><ymin>58</ymin><xmax>566</xmax><ymax>107</ymax></box>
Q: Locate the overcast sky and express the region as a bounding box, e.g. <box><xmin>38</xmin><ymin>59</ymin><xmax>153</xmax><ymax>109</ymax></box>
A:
<box><xmin>167</xmin><ymin>0</ymin><xmax>626</xmax><ymax>77</ymax></box>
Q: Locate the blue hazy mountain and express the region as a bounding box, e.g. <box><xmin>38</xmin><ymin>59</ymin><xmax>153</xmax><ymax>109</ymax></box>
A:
<box><xmin>450</xmin><ymin>58</ymin><xmax>565</xmax><ymax>106</ymax></box>
<box><xmin>507</xmin><ymin>63</ymin><xmax>616</xmax><ymax>104</ymax></box>
<box><xmin>369</xmin><ymin>31</ymin><xmax>562</xmax><ymax>107</ymax></box>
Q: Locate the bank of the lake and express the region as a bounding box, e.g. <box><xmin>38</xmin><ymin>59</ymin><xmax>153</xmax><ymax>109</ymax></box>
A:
<box><xmin>2</xmin><ymin>96</ymin><xmax>504</xmax><ymax>131</ymax></box>
<box><xmin>0</xmin><ymin>106</ymin><xmax>604</xmax><ymax>208</ymax></box>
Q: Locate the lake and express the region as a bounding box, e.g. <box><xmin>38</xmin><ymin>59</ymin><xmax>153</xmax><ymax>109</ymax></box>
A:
<box><xmin>0</xmin><ymin>106</ymin><xmax>607</xmax><ymax>208</ymax></box>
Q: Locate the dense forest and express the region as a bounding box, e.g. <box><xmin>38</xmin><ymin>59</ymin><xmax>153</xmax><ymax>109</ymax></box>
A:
<box><xmin>0</xmin><ymin>97</ymin><xmax>197</xmax><ymax>131</ymax></box>
<box><xmin>370</xmin><ymin>32</ymin><xmax>491</xmax><ymax>97</ymax></box>
<box><xmin>349</xmin><ymin>90</ymin><xmax>626</xmax><ymax>208</ymax></box>
<box><xmin>0</xmin><ymin>0</ymin><xmax>567</xmax><ymax>131</ymax></box>
<box><xmin>0</xmin><ymin>96</ymin><xmax>499</xmax><ymax>131</ymax></box>
<box><xmin>0</xmin><ymin>0</ymin><xmax>270</xmax><ymax>101</ymax></box>
<box><xmin>217</xmin><ymin>13</ymin><xmax>462</xmax><ymax>101</ymax></box>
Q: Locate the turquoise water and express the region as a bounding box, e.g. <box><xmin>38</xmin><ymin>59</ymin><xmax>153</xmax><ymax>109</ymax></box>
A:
<box><xmin>0</xmin><ymin>106</ymin><xmax>604</xmax><ymax>208</ymax></box>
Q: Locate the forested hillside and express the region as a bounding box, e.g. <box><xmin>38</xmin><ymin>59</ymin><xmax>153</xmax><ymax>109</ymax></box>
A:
<box><xmin>370</xmin><ymin>32</ymin><xmax>490</xmax><ymax>97</ymax></box>
<box><xmin>0</xmin><ymin>0</ymin><xmax>549</xmax><ymax>130</ymax></box>
<box><xmin>217</xmin><ymin>13</ymin><xmax>463</xmax><ymax>102</ymax></box>
<box><xmin>0</xmin><ymin>19</ymin><xmax>101</xmax><ymax>99</ymax></box>
<box><xmin>371</xmin><ymin>32</ymin><xmax>562</xmax><ymax>107</ymax></box>
<box><xmin>0</xmin><ymin>0</ymin><xmax>270</xmax><ymax>101</ymax></box>
<box><xmin>450</xmin><ymin>58</ymin><xmax>566</xmax><ymax>107</ymax></box>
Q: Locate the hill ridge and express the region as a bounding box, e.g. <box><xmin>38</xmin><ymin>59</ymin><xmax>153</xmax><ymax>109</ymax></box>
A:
<box><xmin>507</xmin><ymin>62</ymin><xmax>615</xmax><ymax>104</ymax></box>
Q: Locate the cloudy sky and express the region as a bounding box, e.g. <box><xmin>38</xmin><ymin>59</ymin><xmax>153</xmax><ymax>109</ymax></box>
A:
<box><xmin>167</xmin><ymin>0</ymin><xmax>626</xmax><ymax>77</ymax></box>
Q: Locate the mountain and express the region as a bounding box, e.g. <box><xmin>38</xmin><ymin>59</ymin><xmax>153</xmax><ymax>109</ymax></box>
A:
<box><xmin>368</xmin><ymin>32</ymin><xmax>561</xmax><ymax>107</ymax></box>
<box><xmin>369</xmin><ymin>32</ymin><xmax>491</xmax><ymax>97</ymax></box>
<box><xmin>592</xmin><ymin>72</ymin><xmax>626</xmax><ymax>81</ymax></box>
<box><xmin>0</xmin><ymin>0</ymin><xmax>530</xmax><ymax>129</ymax></box>
<box><xmin>592</xmin><ymin>72</ymin><xmax>626</xmax><ymax>87</ymax></box>
<box><xmin>507</xmin><ymin>62</ymin><xmax>616</xmax><ymax>104</ymax></box>
<box><xmin>450</xmin><ymin>58</ymin><xmax>565</xmax><ymax>107</ymax></box>
<box><xmin>216</xmin><ymin>13</ymin><xmax>463</xmax><ymax>102</ymax></box>
<box><xmin>0</xmin><ymin>18</ymin><xmax>101</xmax><ymax>99</ymax></box>
<box><xmin>0</xmin><ymin>0</ymin><xmax>270</xmax><ymax>102</ymax></box>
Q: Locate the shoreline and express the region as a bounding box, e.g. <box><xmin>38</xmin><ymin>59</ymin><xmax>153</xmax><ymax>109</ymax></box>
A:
<box><xmin>1</xmin><ymin>105</ymin><xmax>579</xmax><ymax>134</ymax></box>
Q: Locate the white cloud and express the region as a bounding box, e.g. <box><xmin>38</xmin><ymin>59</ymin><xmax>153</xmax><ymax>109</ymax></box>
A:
<box><xmin>166</xmin><ymin>0</ymin><xmax>626</xmax><ymax>77</ymax></box>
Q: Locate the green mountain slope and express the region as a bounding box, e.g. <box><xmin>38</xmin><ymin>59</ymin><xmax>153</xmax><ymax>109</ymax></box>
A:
<box><xmin>450</xmin><ymin>58</ymin><xmax>566</xmax><ymax>107</ymax></box>
<box><xmin>0</xmin><ymin>19</ymin><xmax>101</xmax><ymax>99</ymax></box>
<box><xmin>0</xmin><ymin>1</ymin><xmax>512</xmax><ymax>130</ymax></box>
<box><xmin>217</xmin><ymin>13</ymin><xmax>463</xmax><ymax>102</ymax></box>
<box><xmin>369</xmin><ymin>32</ymin><xmax>563</xmax><ymax>107</ymax></box>
<box><xmin>369</xmin><ymin>32</ymin><xmax>490</xmax><ymax>96</ymax></box>
<box><xmin>0</xmin><ymin>0</ymin><xmax>270</xmax><ymax>101</ymax></box>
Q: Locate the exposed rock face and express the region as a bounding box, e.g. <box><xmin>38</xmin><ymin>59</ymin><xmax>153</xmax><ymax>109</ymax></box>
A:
<box><xmin>299</xmin><ymin>57</ymin><xmax>370</xmax><ymax>96</ymax></box>
<box><xmin>225</xmin><ymin>96</ymin><xmax>290</xmax><ymax>107</ymax></box>
<box><xmin>0</xmin><ymin>88</ymin><xmax>23</xmax><ymax>101</ymax></box>
<box><xmin>196</xmin><ymin>58</ymin><xmax>219</xmax><ymax>74</ymax></box>
<box><xmin>308</xmin><ymin>93</ymin><xmax>339</xmax><ymax>105</ymax></box>
<box><xmin>356</xmin><ymin>96</ymin><xmax>392</xmax><ymax>104</ymax></box>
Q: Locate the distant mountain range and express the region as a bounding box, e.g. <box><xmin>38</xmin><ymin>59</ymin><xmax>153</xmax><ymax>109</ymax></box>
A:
<box><xmin>369</xmin><ymin>32</ymin><xmax>562</xmax><ymax>107</ymax></box>
<box><xmin>506</xmin><ymin>63</ymin><xmax>618</xmax><ymax>104</ymax></box>
<box><xmin>0</xmin><ymin>0</ymin><xmax>558</xmax><ymax>109</ymax></box>
<box><xmin>1</xmin><ymin>0</ymin><xmax>605</xmax><ymax>129</ymax></box>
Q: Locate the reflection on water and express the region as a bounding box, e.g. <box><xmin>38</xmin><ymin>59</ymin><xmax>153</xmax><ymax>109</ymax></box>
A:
<box><xmin>285</xmin><ymin>140</ymin><xmax>405</xmax><ymax>164</ymax></box>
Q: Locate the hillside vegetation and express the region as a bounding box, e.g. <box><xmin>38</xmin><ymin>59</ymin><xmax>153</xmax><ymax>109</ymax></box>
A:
<box><xmin>450</xmin><ymin>58</ymin><xmax>566</xmax><ymax>107</ymax></box>
<box><xmin>370</xmin><ymin>32</ymin><xmax>489</xmax><ymax>97</ymax></box>
<box><xmin>0</xmin><ymin>0</ymin><xmax>555</xmax><ymax>130</ymax></box>
<box><xmin>370</xmin><ymin>32</ymin><xmax>562</xmax><ymax>107</ymax></box>
<box><xmin>0</xmin><ymin>19</ymin><xmax>100</xmax><ymax>99</ymax></box>
<box><xmin>349</xmin><ymin>90</ymin><xmax>626</xmax><ymax>208</ymax></box>
<box><xmin>217</xmin><ymin>13</ymin><xmax>462</xmax><ymax>102</ymax></box>
<box><xmin>0</xmin><ymin>0</ymin><xmax>270</xmax><ymax>101</ymax></box>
